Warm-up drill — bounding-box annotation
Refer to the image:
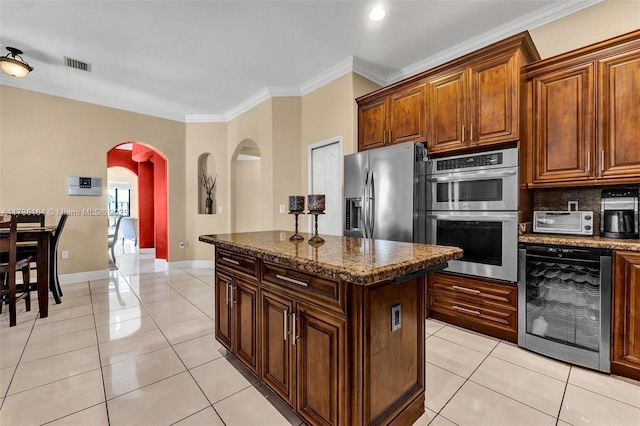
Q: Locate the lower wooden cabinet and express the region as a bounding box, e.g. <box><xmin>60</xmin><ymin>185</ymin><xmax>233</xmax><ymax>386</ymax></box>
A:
<box><xmin>215</xmin><ymin>269</ymin><xmax>259</xmax><ymax>374</ymax></box>
<box><xmin>427</xmin><ymin>272</ymin><xmax>518</xmax><ymax>342</ymax></box>
<box><xmin>262</xmin><ymin>288</ymin><xmax>346</xmax><ymax>425</ymax></box>
<box><xmin>611</xmin><ymin>251</ymin><xmax>640</xmax><ymax>380</ymax></box>
<box><xmin>217</xmin><ymin>255</ymin><xmax>427</xmax><ymax>425</ymax></box>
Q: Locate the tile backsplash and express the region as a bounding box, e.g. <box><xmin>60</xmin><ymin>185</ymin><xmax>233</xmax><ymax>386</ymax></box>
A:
<box><xmin>533</xmin><ymin>185</ymin><xmax>640</xmax><ymax>236</ymax></box>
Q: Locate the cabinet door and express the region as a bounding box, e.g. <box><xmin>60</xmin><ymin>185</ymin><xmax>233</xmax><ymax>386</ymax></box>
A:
<box><xmin>612</xmin><ymin>251</ymin><xmax>640</xmax><ymax>381</ymax></box>
<box><xmin>358</xmin><ymin>98</ymin><xmax>386</xmax><ymax>151</ymax></box>
<box><xmin>261</xmin><ymin>289</ymin><xmax>295</xmax><ymax>406</ymax></box>
<box><xmin>295</xmin><ymin>303</ymin><xmax>345</xmax><ymax>426</ymax></box>
<box><xmin>598</xmin><ymin>50</ymin><xmax>640</xmax><ymax>181</ymax></box>
<box><xmin>531</xmin><ymin>63</ymin><xmax>595</xmax><ymax>183</ymax></box>
<box><xmin>469</xmin><ymin>52</ymin><xmax>518</xmax><ymax>146</ymax></box>
<box><xmin>388</xmin><ymin>83</ymin><xmax>427</xmax><ymax>145</ymax></box>
<box><xmin>234</xmin><ymin>277</ymin><xmax>259</xmax><ymax>374</ymax></box>
<box><xmin>215</xmin><ymin>271</ymin><xmax>233</xmax><ymax>350</ymax></box>
<box><xmin>428</xmin><ymin>69</ymin><xmax>467</xmax><ymax>154</ymax></box>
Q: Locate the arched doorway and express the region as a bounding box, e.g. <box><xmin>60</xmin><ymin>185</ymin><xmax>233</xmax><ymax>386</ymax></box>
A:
<box><xmin>231</xmin><ymin>139</ymin><xmax>261</xmax><ymax>232</ymax></box>
<box><xmin>107</xmin><ymin>142</ymin><xmax>169</xmax><ymax>261</ymax></box>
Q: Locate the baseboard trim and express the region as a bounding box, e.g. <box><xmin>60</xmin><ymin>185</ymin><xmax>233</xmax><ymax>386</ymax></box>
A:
<box><xmin>57</xmin><ymin>260</ymin><xmax>214</xmax><ymax>285</ymax></box>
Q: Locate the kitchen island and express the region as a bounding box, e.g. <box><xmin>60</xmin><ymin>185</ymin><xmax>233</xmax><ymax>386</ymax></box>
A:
<box><xmin>199</xmin><ymin>231</ymin><xmax>462</xmax><ymax>426</ymax></box>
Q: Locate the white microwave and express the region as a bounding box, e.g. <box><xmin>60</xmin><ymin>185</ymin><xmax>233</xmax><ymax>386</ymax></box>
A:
<box><xmin>533</xmin><ymin>211</ymin><xmax>594</xmax><ymax>236</ymax></box>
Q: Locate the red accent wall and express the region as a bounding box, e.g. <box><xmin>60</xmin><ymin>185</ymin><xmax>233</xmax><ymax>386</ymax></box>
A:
<box><xmin>107</xmin><ymin>143</ymin><xmax>169</xmax><ymax>261</ymax></box>
<box><xmin>153</xmin><ymin>153</ymin><xmax>168</xmax><ymax>260</ymax></box>
<box><xmin>137</xmin><ymin>161</ymin><xmax>155</xmax><ymax>249</ymax></box>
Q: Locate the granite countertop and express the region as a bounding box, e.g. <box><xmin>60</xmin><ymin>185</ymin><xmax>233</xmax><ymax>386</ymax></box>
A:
<box><xmin>519</xmin><ymin>233</ymin><xmax>640</xmax><ymax>251</ymax></box>
<box><xmin>199</xmin><ymin>230</ymin><xmax>463</xmax><ymax>285</ymax></box>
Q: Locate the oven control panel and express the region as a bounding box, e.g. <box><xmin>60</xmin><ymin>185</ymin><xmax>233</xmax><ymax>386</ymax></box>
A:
<box><xmin>436</xmin><ymin>152</ymin><xmax>503</xmax><ymax>171</ymax></box>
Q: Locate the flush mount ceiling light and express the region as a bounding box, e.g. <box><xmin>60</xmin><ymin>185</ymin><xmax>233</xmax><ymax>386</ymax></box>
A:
<box><xmin>369</xmin><ymin>6</ymin><xmax>386</xmax><ymax>21</ymax></box>
<box><xmin>0</xmin><ymin>47</ymin><xmax>34</xmax><ymax>78</ymax></box>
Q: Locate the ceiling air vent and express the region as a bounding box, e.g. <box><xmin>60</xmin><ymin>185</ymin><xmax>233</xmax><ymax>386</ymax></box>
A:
<box><xmin>64</xmin><ymin>56</ymin><xmax>91</xmax><ymax>72</ymax></box>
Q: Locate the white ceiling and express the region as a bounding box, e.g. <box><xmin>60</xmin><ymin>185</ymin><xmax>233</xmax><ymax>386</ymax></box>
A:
<box><xmin>0</xmin><ymin>0</ymin><xmax>602</xmax><ymax>122</ymax></box>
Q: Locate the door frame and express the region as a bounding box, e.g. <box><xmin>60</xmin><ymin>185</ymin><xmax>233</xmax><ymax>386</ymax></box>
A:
<box><xmin>307</xmin><ymin>136</ymin><xmax>343</xmax><ymax>234</ymax></box>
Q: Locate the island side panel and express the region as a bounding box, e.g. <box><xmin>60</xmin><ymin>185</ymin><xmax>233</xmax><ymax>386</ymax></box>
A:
<box><xmin>348</xmin><ymin>276</ymin><xmax>426</xmax><ymax>425</ymax></box>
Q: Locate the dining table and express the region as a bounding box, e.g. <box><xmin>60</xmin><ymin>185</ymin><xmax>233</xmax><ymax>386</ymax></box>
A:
<box><xmin>0</xmin><ymin>221</ymin><xmax>58</xmax><ymax>319</ymax></box>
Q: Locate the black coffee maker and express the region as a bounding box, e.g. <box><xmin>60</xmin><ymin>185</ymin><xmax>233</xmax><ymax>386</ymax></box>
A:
<box><xmin>600</xmin><ymin>188</ymin><xmax>639</xmax><ymax>239</ymax></box>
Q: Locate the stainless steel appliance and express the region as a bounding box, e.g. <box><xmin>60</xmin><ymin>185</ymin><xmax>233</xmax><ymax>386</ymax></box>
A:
<box><xmin>344</xmin><ymin>142</ymin><xmax>428</xmax><ymax>243</ymax></box>
<box><xmin>600</xmin><ymin>188</ymin><xmax>639</xmax><ymax>239</ymax></box>
<box><xmin>426</xmin><ymin>148</ymin><xmax>519</xmax><ymax>282</ymax></box>
<box><xmin>533</xmin><ymin>211</ymin><xmax>594</xmax><ymax>236</ymax></box>
<box><xmin>518</xmin><ymin>243</ymin><xmax>611</xmax><ymax>372</ymax></box>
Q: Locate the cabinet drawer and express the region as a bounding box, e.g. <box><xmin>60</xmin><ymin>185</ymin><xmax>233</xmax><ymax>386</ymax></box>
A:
<box><xmin>427</xmin><ymin>272</ymin><xmax>517</xmax><ymax>342</ymax></box>
<box><xmin>215</xmin><ymin>248</ymin><xmax>258</xmax><ymax>279</ymax></box>
<box><xmin>261</xmin><ymin>261</ymin><xmax>346</xmax><ymax>315</ymax></box>
<box><xmin>427</xmin><ymin>272</ymin><xmax>517</xmax><ymax>310</ymax></box>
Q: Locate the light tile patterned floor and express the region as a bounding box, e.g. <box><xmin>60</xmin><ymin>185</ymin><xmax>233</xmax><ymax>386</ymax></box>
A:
<box><xmin>1</xmin><ymin>246</ymin><xmax>639</xmax><ymax>425</ymax></box>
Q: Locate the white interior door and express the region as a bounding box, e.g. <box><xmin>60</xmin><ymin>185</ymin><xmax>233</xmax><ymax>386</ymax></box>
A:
<box><xmin>309</xmin><ymin>138</ymin><xmax>342</xmax><ymax>236</ymax></box>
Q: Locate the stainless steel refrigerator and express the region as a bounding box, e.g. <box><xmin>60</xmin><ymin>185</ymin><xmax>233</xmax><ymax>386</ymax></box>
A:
<box><xmin>343</xmin><ymin>142</ymin><xmax>428</xmax><ymax>243</ymax></box>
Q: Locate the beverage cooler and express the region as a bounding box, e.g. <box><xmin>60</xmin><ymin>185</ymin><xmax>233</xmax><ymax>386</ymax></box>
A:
<box><xmin>518</xmin><ymin>243</ymin><xmax>612</xmax><ymax>372</ymax></box>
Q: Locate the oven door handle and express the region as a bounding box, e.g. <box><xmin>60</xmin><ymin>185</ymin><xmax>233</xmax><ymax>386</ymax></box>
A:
<box><xmin>427</xmin><ymin>214</ymin><xmax>516</xmax><ymax>221</ymax></box>
<box><xmin>427</xmin><ymin>170</ymin><xmax>517</xmax><ymax>182</ymax></box>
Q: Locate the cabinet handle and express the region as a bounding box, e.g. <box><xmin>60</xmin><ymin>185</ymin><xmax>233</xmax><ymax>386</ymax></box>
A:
<box><xmin>225</xmin><ymin>283</ymin><xmax>230</xmax><ymax>306</ymax></box>
<box><xmin>587</xmin><ymin>152</ymin><xmax>591</xmax><ymax>173</ymax></box>
<box><xmin>462</xmin><ymin>125</ymin><xmax>465</xmax><ymax>142</ymax></box>
<box><xmin>222</xmin><ymin>257</ymin><xmax>240</xmax><ymax>266</ymax></box>
<box><xmin>232</xmin><ymin>285</ymin><xmax>237</xmax><ymax>305</ymax></box>
<box><xmin>600</xmin><ymin>150</ymin><xmax>605</xmax><ymax>174</ymax></box>
<box><xmin>292</xmin><ymin>313</ymin><xmax>298</xmax><ymax>345</ymax></box>
<box><xmin>452</xmin><ymin>285</ymin><xmax>481</xmax><ymax>295</ymax></box>
<box><xmin>284</xmin><ymin>309</ymin><xmax>289</xmax><ymax>341</ymax></box>
<box><xmin>275</xmin><ymin>274</ymin><xmax>309</xmax><ymax>287</ymax></box>
<box><xmin>452</xmin><ymin>305</ymin><xmax>481</xmax><ymax>316</ymax></box>
<box><xmin>470</xmin><ymin>123</ymin><xmax>474</xmax><ymax>141</ymax></box>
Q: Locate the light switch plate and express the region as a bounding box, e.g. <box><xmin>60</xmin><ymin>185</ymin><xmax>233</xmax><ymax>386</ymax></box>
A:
<box><xmin>391</xmin><ymin>304</ymin><xmax>401</xmax><ymax>331</ymax></box>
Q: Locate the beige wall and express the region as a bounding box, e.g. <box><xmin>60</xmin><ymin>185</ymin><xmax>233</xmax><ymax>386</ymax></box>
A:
<box><xmin>0</xmin><ymin>86</ymin><xmax>186</xmax><ymax>274</ymax></box>
<box><xmin>185</xmin><ymin>121</ymin><xmax>229</xmax><ymax>261</ymax></box>
<box><xmin>1</xmin><ymin>1</ymin><xmax>638</xmax><ymax>272</ymax></box>
<box><xmin>530</xmin><ymin>0</ymin><xmax>640</xmax><ymax>59</ymax></box>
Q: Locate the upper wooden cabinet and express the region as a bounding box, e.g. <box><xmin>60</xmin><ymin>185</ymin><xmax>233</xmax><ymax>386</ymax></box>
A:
<box><xmin>356</xmin><ymin>32</ymin><xmax>539</xmax><ymax>154</ymax></box>
<box><xmin>428</xmin><ymin>51</ymin><xmax>521</xmax><ymax>154</ymax></box>
<box><xmin>526</xmin><ymin>29</ymin><xmax>640</xmax><ymax>187</ymax></box>
<box><xmin>358</xmin><ymin>83</ymin><xmax>427</xmax><ymax>151</ymax></box>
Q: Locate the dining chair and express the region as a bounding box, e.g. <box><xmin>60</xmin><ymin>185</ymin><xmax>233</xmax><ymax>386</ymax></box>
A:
<box><xmin>0</xmin><ymin>216</ymin><xmax>32</xmax><ymax>327</ymax></box>
<box><xmin>108</xmin><ymin>215</ymin><xmax>123</xmax><ymax>264</ymax></box>
<box><xmin>13</xmin><ymin>213</ymin><xmax>68</xmax><ymax>303</ymax></box>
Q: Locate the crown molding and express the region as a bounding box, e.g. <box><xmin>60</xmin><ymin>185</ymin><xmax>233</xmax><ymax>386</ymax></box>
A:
<box><xmin>0</xmin><ymin>76</ymin><xmax>186</xmax><ymax>122</ymax></box>
<box><xmin>388</xmin><ymin>0</ymin><xmax>604</xmax><ymax>83</ymax></box>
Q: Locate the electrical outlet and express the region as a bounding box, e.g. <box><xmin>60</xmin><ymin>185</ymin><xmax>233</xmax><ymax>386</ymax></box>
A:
<box><xmin>179</xmin><ymin>241</ymin><xmax>185</xmax><ymax>249</ymax></box>
<box><xmin>218</xmin><ymin>206</ymin><xmax>223</xmax><ymax>214</ymax></box>
<box><xmin>391</xmin><ymin>304</ymin><xmax>401</xmax><ymax>331</ymax></box>
<box><xmin>61</xmin><ymin>250</ymin><xmax>69</xmax><ymax>259</ymax></box>
<box><xmin>279</xmin><ymin>204</ymin><xmax>286</xmax><ymax>213</ymax></box>
<box><xmin>568</xmin><ymin>201</ymin><xmax>578</xmax><ymax>211</ymax></box>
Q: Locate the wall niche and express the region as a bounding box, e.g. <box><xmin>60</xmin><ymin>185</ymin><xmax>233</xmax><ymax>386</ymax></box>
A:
<box><xmin>198</xmin><ymin>153</ymin><xmax>217</xmax><ymax>214</ymax></box>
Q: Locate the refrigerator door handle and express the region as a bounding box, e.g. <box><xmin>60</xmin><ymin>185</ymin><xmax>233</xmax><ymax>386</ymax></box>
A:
<box><xmin>363</xmin><ymin>168</ymin><xmax>370</xmax><ymax>238</ymax></box>
<box><xmin>369</xmin><ymin>171</ymin><xmax>375</xmax><ymax>238</ymax></box>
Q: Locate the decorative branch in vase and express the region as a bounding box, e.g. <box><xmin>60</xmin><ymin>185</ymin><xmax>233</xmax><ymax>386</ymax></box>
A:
<box><xmin>200</xmin><ymin>173</ymin><xmax>217</xmax><ymax>214</ymax></box>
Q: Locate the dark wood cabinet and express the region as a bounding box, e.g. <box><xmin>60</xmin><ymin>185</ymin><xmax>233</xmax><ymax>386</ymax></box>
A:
<box><xmin>357</xmin><ymin>32</ymin><xmax>539</xmax><ymax>155</ymax></box>
<box><xmin>526</xmin><ymin>29</ymin><xmax>640</xmax><ymax>187</ymax></box>
<box><xmin>428</xmin><ymin>51</ymin><xmax>520</xmax><ymax>154</ymax></box>
<box><xmin>357</xmin><ymin>83</ymin><xmax>427</xmax><ymax>151</ymax></box>
<box><xmin>427</xmin><ymin>272</ymin><xmax>518</xmax><ymax>342</ymax></box>
<box><xmin>215</xmin><ymin>270</ymin><xmax>259</xmax><ymax>373</ymax></box>
<box><xmin>611</xmin><ymin>251</ymin><xmax>640</xmax><ymax>381</ymax></box>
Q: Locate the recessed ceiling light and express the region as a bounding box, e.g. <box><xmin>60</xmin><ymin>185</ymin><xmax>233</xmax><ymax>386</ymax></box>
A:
<box><xmin>369</xmin><ymin>7</ymin><xmax>386</xmax><ymax>21</ymax></box>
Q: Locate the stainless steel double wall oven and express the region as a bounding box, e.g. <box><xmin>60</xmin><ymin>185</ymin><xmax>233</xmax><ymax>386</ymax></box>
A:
<box><xmin>426</xmin><ymin>148</ymin><xmax>519</xmax><ymax>282</ymax></box>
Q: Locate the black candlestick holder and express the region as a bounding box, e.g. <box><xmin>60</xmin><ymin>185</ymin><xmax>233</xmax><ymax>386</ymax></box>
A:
<box><xmin>289</xmin><ymin>210</ymin><xmax>305</xmax><ymax>241</ymax></box>
<box><xmin>308</xmin><ymin>210</ymin><xmax>325</xmax><ymax>244</ymax></box>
